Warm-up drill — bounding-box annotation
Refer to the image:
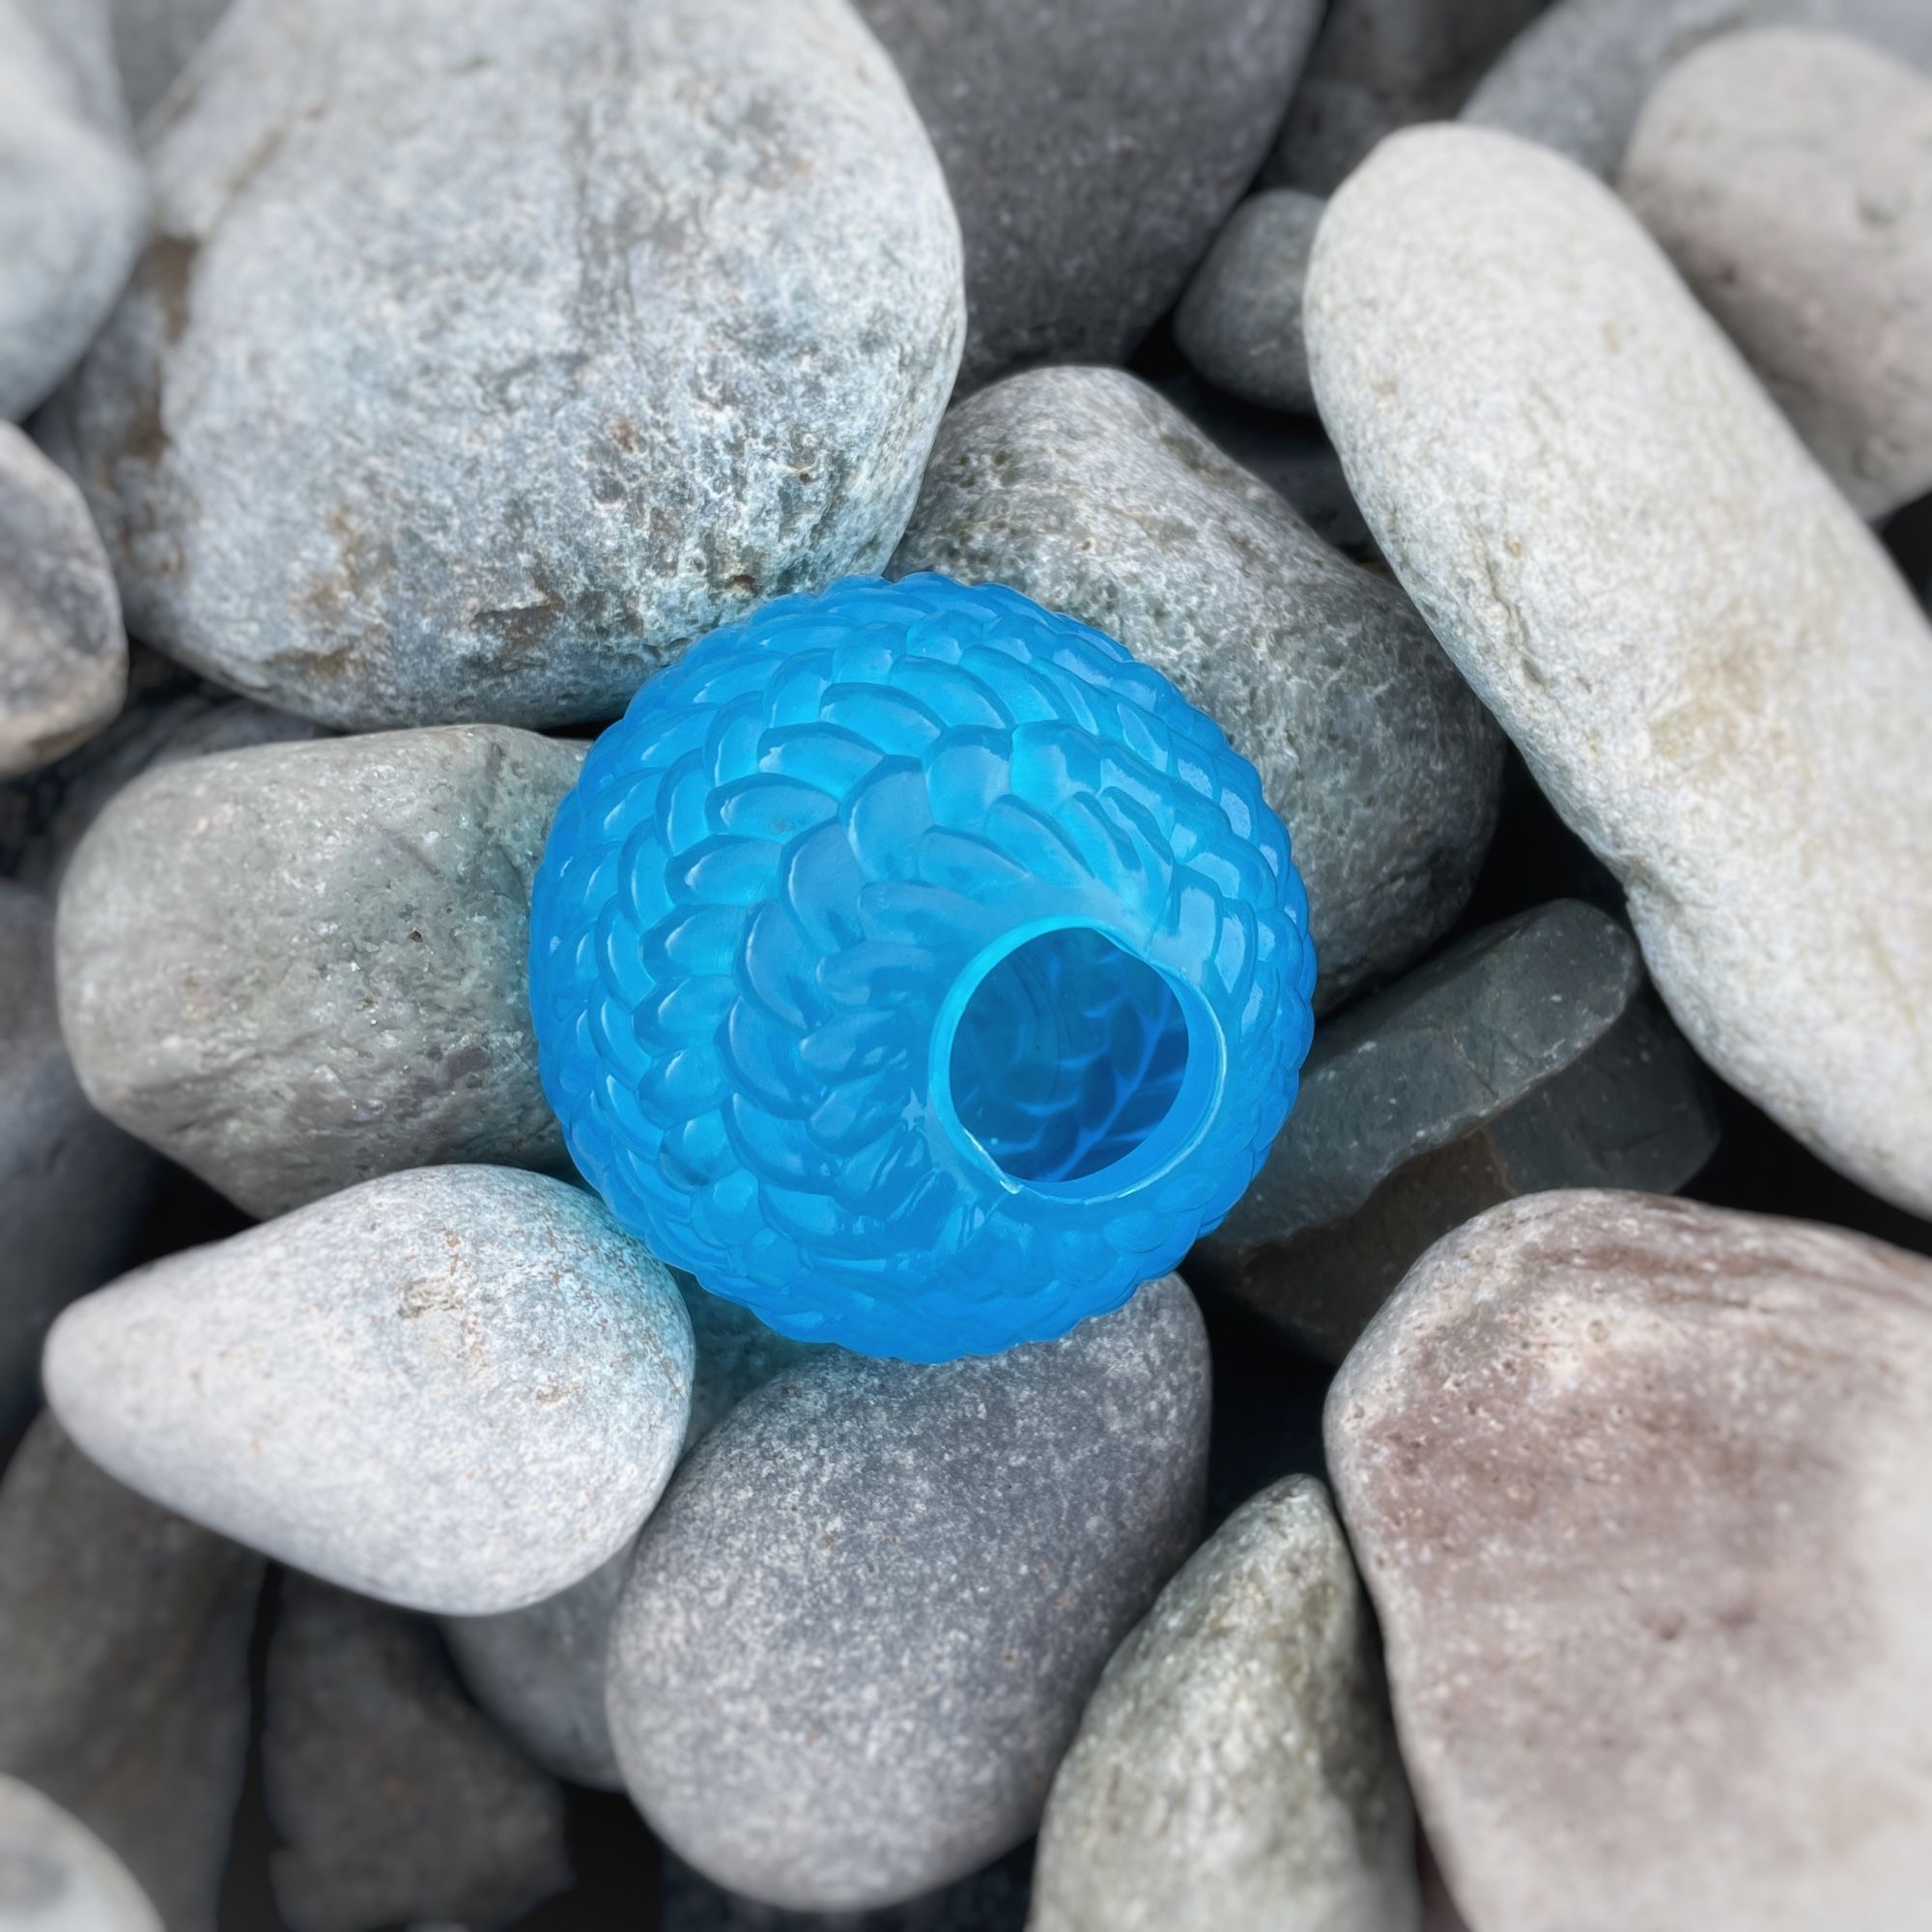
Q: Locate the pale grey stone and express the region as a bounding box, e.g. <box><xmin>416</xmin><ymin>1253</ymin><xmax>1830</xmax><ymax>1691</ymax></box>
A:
<box><xmin>43</xmin><ymin>1165</ymin><xmax>696</xmax><ymax>1614</ymax></box>
<box><xmin>0</xmin><ymin>883</ymin><xmax>153</xmax><ymax>1438</ymax></box>
<box><xmin>1174</xmin><ymin>191</ymin><xmax>1324</xmax><ymax>417</ymax></box>
<box><xmin>1463</xmin><ymin>0</ymin><xmax>1932</xmax><ymax>178</ymax></box>
<box><xmin>265</xmin><ymin>1576</ymin><xmax>570</xmax><ymax>1932</ymax></box>
<box><xmin>892</xmin><ymin>365</ymin><xmax>1503</xmax><ymax>1009</ymax></box>
<box><xmin>1306</xmin><ymin>127</ymin><xmax>1932</xmax><ymax>1217</ymax></box>
<box><xmin>608</xmin><ymin>1274</ymin><xmax>1211</xmax><ymax>1914</ymax></box>
<box><xmin>0</xmin><ymin>425</ymin><xmax>125</xmax><ymax>781</ymax></box>
<box><xmin>1270</xmin><ymin>0</ymin><xmax>1545</xmax><ymax>193</ymax></box>
<box><xmin>1621</xmin><ymin>29</ymin><xmax>1932</xmax><ymax>520</ymax></box>
<box><xmin>1327</xmin><ymin>1191</ymin><xmax>1932</xmax><ymax>1932</ymax></box>
<box><xmin>56</xmin><ymin>724</ymin><xmax>581</xmax><ymax>1217</ymax></box>
<box><xmin>1031</xmin><ymin>1476</ymin><xmax>1416</xmax><ymax>1932</ymax></box>
<box><xmin>107</xmin><ymin>0</ymin><xmax>232</xmax><ymax>126</ymax></box>
<box><xmin>857</xmin><ymin>0</ymin><xmax>1321</xmax><ymax>387</ymax></box>
<box><xmin>48</xmin><ymin>0</ymin><xmax>962</xmax><ymax>729</ymax></box>
<box><xmin>0</xmin><ymin>1413</ymin><xmax>260</xmax><ymax>1932</ymax></box>
<box><xmin>1193</xmin><ymin>901</ymin><xmax>1719</xmax><ymax>1362</ymax></box>
<box><xmin>0</xmin><ymin>0</ymin><xmax>146</xmax><ymax>420</ymax></box>
<box><xmin>0</xmin><ymin>1776</ymin><xmax>161</xmax><ymax>1932</ymax></box>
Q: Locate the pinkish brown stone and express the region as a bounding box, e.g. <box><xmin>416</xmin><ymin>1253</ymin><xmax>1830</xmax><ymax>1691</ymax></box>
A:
<box><xmin>1326</xmin><ymin>1189</ymin><xmax>1932</xmax><ymax>1932</ymax></box>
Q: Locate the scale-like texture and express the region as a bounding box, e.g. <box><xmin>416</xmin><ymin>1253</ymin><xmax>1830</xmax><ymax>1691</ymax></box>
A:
<box><xmin>530</xmin><ymin>574</ymin><xmax>1315</xmax><ymax>1359</ymax></box>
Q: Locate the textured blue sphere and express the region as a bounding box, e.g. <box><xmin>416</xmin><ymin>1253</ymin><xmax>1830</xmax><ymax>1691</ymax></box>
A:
<box><xmin>529</xmin><ymin>574</ymin><xmax>1316</xmax><ymax>1359</ymax></box>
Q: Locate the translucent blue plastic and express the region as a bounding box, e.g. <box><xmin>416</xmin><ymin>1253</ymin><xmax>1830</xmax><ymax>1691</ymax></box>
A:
<box><xmin>528</xmin><ymin>574</ymin><xmax>1316</xmax><ymax>1360</ymax></box>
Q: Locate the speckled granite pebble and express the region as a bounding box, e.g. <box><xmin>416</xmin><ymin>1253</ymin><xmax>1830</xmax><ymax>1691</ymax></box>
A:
<box><xmin>1328</xmin><ymin>1191</ymin><xmax>1932</xmax><ymax>1932</ymax></box>
<box><xmin>608</xmin><ymin>1274</ymin><xmax>1210</xmax><ymax>1913</ymax></box>
<box><xmin>1308</xmin><ymin>126</ymin><xmax>1932</xmax><ymax>1216</ymax></box>
<box><xmin>892</xmin><ymin>366</ymin><xmax>1501</xmax><ymax>1009</ymax></box>
<box><xmin>1621</xmin><ymin>29</ymin><xmax>1932</xmax><ymax>520</ymax></box>
<box><xmin>48</xmin><ymin>0</ymin><xmax>961</xmax><ymax>729</ymax></box>
<box><xmin>663</xmin><ymin>1846</ymin><xmax>1034</xmax><ymax>1932</ymax></box>
<box><xmin>1174</xmin><ymin>191</ymin><xmax>1323</xmax><ymax>416</ymax></box>
<box><xmin>0</xmin><ymin>1776</ymin><xmax>161</xmax><ymax>1932</ymax></box>
<box><xmin>265</xmin><ymin>1576</ymin><xmax>571</xmax><ymax>1932</ymax></box>
<box><xmin>43</xmin><ymin>1166</ymin><xmax>695</xmax><ymax>1614</ymax></box>
<box><xmin>56</xmin><ymin>724</ymin><xmax>582</xmax><ymax>1216</ymax></box>
<box><xmin>1031</xmin><ymin>1476</ymin><xmax>1417</xmax><ymax>1932</ymax></box>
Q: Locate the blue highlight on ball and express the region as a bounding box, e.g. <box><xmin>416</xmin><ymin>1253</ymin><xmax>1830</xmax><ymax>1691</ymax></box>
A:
<box><xmin>528</xmin><ymin>574</ymin><xmax>1316</xmax><ymax>1360</ymax></box>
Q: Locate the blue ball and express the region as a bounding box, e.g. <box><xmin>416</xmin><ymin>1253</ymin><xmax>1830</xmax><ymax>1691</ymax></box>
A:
<box><xmin>528</xmin><ymin>574</ymin><xmax>1316</xmax><ymax>1360</ymax></box>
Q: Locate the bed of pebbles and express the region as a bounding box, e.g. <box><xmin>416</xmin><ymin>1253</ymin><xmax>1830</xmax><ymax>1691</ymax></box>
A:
<box><xmin>3</xmin><ymin>2</ymin><xmax>1930</xmax><ymax>1929</ymax></box>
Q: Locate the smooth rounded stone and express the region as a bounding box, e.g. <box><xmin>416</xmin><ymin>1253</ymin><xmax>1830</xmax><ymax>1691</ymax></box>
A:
<box><xmin>663</xmin><ymin>1847</ymin><xmax>1033</xmax><ymax>1932</ymax></box>
<box><xmin>43</xmin><ymin>1165</ymin><xmax>696</xmax><ymax>1614</ymax></box>
<box><xmin>681</xmin><ymin>1276</ymin><xmax>821</xmax><ymax>1452</ymax></box>
<box><xmin>1620</xmin><ymin>29</ymin><xmax>1932</xmax><ymax>522</ymax></box>
<box><xmin>47</xmin><ymin>0</ymin><xmax>961</xmax><ymax>731</ymax></box>
<box><xmin>0</xmin><ymin>1776</ymin><xmax>161</xmax><ymax>1932</ymax></box>
<box><xmin>0</xmin><ymin>1413</ymin><xmax>261</xmax><ymax>1932</ymax></box>
<box><xmin>1173</xmin><ymin>191</ymin><xmax>1323</xmax><ymax>417</ymax></box>
<box><xmin>265</xmin><ymin>1576</ymin><xmax>571</xmax><ymax>1932</ymax></box>
<box><xmin>0</xmin><ymin>884</ymin><xmax>153</xmax><ymax>1439</ymax></box>
<box><xmin>0</xmin><ymin>0</ymin><xmax>146</xmax><ymax>421</ymax></box>
<box><xmin>1192</xmin><ymin>901</ymin><xmax>1719</xmax><ymax>1363</ymax></box>
<box><xmin>107</xmin><ymin>0</ymin><xmax>233</xmax><ymax>125</ymax></box>
<box><xmin>856</xmin><ymin>0</ymin><xmax>1321</xmax><ymax>388</ymax></box>
<box><xmin>1030</xmin><ymin>1475</ymin><xmax>1417</xmax><ymax>1932</ymax></box>
<box><xmin>1268</xmin><ymin>0</ymin><xmax>1546</xmax><ymax>193</ymax></box>
<box><xmin>0</xmin><ymin>425</ymin><xmax>126</xmax><ymax>782</ymax></box>
<box><xmin>0</xmin><ymin>648</ymin><xmax>319</xmax><ymax>890</ymax></box>
<box><xmin>891</xmin><ymin>366</ymin><xmax>1502</xmax><ymax>1009</ymax></box>
<box><xmin>1307</xmin><ymin>127</ymin><xmax>1932</xmax><ymax>1217</ymax></box>
<box><xmin>1327</xmin><ymin>1191</ymin><xmax>1932</xmax><ymax>1932</ymax></box>
<box><xmin>1463</xmin><ymin>0</ymin><xmax>1932</xmax><ymax>179</ymax></box>
<box><xmin>608</xmin><ymin>1273</ymin><xmax>1212</xmax><ymax>1914</ymax></box>
<box><xmin>57</xmin><ymin>724</ymin><xmax>582</xmax><ymax>1216</ymax></box>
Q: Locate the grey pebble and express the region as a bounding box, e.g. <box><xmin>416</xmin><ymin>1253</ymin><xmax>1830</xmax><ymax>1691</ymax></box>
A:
<box><xmin>106</xmin><ymin>0</ymin><xmax>232</xmax><ymax>126</ymax></box>
<box><xmin>891</xmin><ymin>365</ymin><xmax>1503</xmax><ymax>1010</ymax></box>
<box><xmin>1620</xmin><ymin>28</ymin><xmax>1932</xmax><ymax>520</ymax></box>
<box><xmin>1270</xmin><ymin>0</ymin><xmax>1546</xmax><ymax>194</ymax></box>
<box><xmin>0</xmin><ymin>1412</ymin><xmax>261</xmax><ymax>1932</ymax></box>
<box><xmin>264</xmin><ymin>1576</ymin><xmax>570</xmax><ymax>1932</ymax></box>
<box><xmin>47</xmin><ymin>0</ymin><xmax>962</xmax><ymax>730</ymax></box>
<box><xmin>662</xmin><ymin>1846</ymin><xmax>1032</xmax><ymax>1932</ymax></box>
<box><xmin>1463</xmin><ymin>0</ymin><xmax>1932</xmax><ymax>179</ymax></box>
<box><xmin>0</xmin><ymin>0</ymin><xmax>146</xmax><ymax>421</ymax></box>
<box><xmin>1174</xmin><ymin>190</ymin><xmax>1325</xmax><ymax>417</ymax></box>
<box><xmin>0</xmin><ymin>424</ymin><xmax>126</xmax><ymax>781</ymax></box>
<box><xmin>857</xmin><ymin>0</ymin><xmax>1321</xmax><ymax>388</ymax></box>
<box><xmin>43</xmin><ymin>1165</ymin><xmax>696</xmax><ymax>1615</ymax></box>
<box><xmin>607</xmin><ymin>1273</ymin><xmax>1211</xmax><ymax>1914</ymax></box>
<box><xmin>1193</xmin><ymin>901</ymin><xmax>1719</xmax><ymax>1362</ymax></box>
<box><xmin>56</xmin><ymin>724</ymin><xmax>582</xmax><ymax>1218</ymax></box>
<box><xmin>0</xmin><ymin>1776</ymin><xmax>161</xmax><ymax>1932</ymax></box>
<box><xmin>1030</xmin><ymin>1476</ymin><xmax>1417</xmax><ymax>1932</ymax></box>
<box><xmin>0</xmin><ymin>882</ymin><xmax>153</xmax><ymax>1438</ymax></box>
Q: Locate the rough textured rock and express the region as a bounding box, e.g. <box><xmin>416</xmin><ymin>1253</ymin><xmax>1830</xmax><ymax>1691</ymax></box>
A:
<box><xmin>0</xmin><ymin>1776</ymin><xmax>162</xmax><ymax>1932</ymax></box>
<box><xmin>0</xmin><ymin>883</ymin><xmax>153</xmax><ymax>1437</ymax></box>
<box><xmin>107</xmin><ymin>0</ymin><xmax>233</xmax><ymax>125</ymax></box>
<box><xmin>1031</xmin><ymin>1476</ymin><xmax>1417</xmax><ymax>1932</ymax></box>
<box><xmin>43</xmin><ymin>1165</ymin><xmax>696</xmax><ymax>1614</ymax></box>
<box><xmin>0</xmin><ymin>425</ymin><xmax>126</xmax><ymax>781</ymax></box>
<box><xmin>857</xmin><ymin>0</ymin><xmax>1320</xmax><ymax>387</ymax></box>
<box><xmin>1270</xmin><ymin>0</ymin><xmax>1545</xmax><ymax>193</ymax></box>
<box><xmin>892</xmin><ymin>366</ymin><xmax>1502</xmax><ymax>1009</ymax></box>
<box><xmin>48</xmin><ymin>0</ymin><xmax>961</xmax><ymax>729</ymax></box>
<box><xmin>663</xmin><ymin>1848</ymin><xmax>1034</xmax><ymax>1932</ymax></box>
<box><xmin>1327</xmin><ymin>1190</ymin><xmax>1932</xmax><ymax>1932</ymax></box>
<box><xmin>57</xmin><ymin>724</ymin><xmax>581</xmax><ymax>1216</ymax></box>
<box><xmin>0</xmin><ymin>0</ymin><xmax>146</xmax><ymax>420</ymax></box>
<box><xmin>0</xmin><ymin>1413</ymin><xmax>260</xmax><ymax>1932</ymax></box>
<box><xmin>0</xmin><ymin>649</ymin><xmax>319</xmax><ymax>890</ymax></box>
<box><xmin>1193</xmin><ymin>901</ymin><xmax>1719</xmax><ymax>1362</ymax></box>
<box><xmin>1464</xmin><ymin>0</ymin><xmax>1932</xmax><ymax>178</ymax></box>
<box><xmin>1174</xmin><ymin>191</ymin><xmax>1323</xmax><ymax>417</ymax></box>
<box><xmin>681</xmin><ymin>1276</ymin><xmax>822</xmax><ymax>1452</ymax></box>
<box><xmin>1621</xmin><ymin>29</ymin><xmax>1932</xmax><ymax>521</ymax></box>
<box><xmin>1307</xmin><ymin>127</ymin><xmax>1932</xmax><ymax>1217</ymax></box>
<box><xmin>608</xmin><ymin>1274</ymin><xmax>1211</xmax><ymax>1913</ymax></box>
<box><xmin>264</xmin><ymin>1576</ymin><xmax>571</xmax><ymax>1932</ymax></box>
